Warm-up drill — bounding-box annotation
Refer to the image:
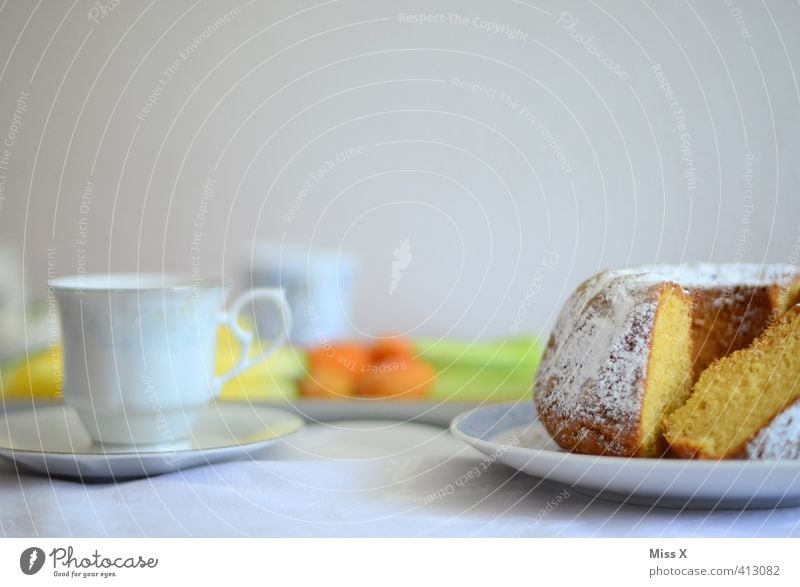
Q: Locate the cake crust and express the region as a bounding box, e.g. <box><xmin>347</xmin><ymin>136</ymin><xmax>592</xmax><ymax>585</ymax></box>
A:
<box><xmin>534</xmin><ymin>272</ymin><xmax>682</xmax><ymax>457</ymax></box>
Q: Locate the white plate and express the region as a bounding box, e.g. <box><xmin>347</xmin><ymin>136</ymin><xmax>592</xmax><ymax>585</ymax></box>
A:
<box><xmin>263</xmin><ymin>399</ymin><xmax>478</xmax><ymax>427</ymax></box>
<box><xmin>451</xmin><ymin>402</ymin><xmax>800</xmax><ymax>509</ymax></box>
<box><xmin>0</xmin><ymin>402</ymin><xmax>303</xmax><ymax>481</ymax></box>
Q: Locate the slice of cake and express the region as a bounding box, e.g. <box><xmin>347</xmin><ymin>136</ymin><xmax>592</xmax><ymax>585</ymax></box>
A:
<box><xmin>634</xmin><ymin>264</ymin><xmax>800</xmax><ymax>375</ymax></box>
<box><xmin>664</xmin><ymin>304</ymin><xmax>800</xmax><ymax>459</ymax></box>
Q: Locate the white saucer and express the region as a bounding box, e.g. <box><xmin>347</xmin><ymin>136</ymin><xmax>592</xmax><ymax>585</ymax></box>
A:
<box><xmin>451</xmin><ymin>402</ymin><xmax>800</xmax><ymax>510</ymax></box>
<box><xmin>0</xmin><ymin>402</ymin><xmax>303</xmax><ymax>481</ymax></box>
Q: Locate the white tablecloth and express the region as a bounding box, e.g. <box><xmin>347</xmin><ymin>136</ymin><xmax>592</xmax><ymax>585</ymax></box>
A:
<box><xmin>1</xmin><ymin>421</ymin><xmax>799</xmax><ymax>537</ymax></box>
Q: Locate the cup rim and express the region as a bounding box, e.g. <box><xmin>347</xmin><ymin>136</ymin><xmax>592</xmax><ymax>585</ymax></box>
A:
<box><xmin>48</xmin><ymin>273</ymin><xmax>227</xmax><ymax>292</ymax></box>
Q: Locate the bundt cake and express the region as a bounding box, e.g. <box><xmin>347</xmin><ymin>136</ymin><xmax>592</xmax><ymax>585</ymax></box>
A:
<box><xmin>664</xmin><ymin>304</ymin><xmax>800</xmax><ymax>459</ymax></box>
<box><xmin>534</xmin><ymin>263</ymin><xmax>800</xmax><ymax>458</ymax></box>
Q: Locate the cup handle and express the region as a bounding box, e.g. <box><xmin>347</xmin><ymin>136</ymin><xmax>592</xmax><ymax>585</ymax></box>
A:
<box><xmin>213</xmin><ymin>288</ymin><xmax>293</xmax><ymax>392</ymax></box>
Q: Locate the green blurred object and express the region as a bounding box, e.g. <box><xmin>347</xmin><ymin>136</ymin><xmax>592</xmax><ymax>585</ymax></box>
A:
<box><xmin>415</xmin><ymin>336</ymin><xmax>541</xmax><ymax>370</ymax></box>
<box><xmin>416</xmin><ymin>336</ymin><xmax>542</xmax><ymax>402</ymax></box>
<box><xmin>429</xmin><ymin>367</ymin><xmax>534</xmax><ymax>402</ymax></box>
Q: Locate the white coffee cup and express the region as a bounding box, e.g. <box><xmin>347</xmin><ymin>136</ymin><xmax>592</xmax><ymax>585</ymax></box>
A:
<box><xmin>49</xmin><ymin>273</ymin><xmax>292</xmax><ymax>446</ymax></box>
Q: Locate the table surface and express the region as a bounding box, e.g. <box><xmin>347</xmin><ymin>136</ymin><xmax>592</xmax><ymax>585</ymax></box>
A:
<box><xmin>1</xmin><ymin>420</ymin><xmax>799</xmax><ymax>537</ymax></box>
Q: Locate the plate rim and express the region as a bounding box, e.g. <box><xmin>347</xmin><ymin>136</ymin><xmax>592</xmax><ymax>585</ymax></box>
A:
<box><xmin>0</xmin><ymin>401</ymin><xmax>304</xmax><ymax>459</ymax></box>
<box><xmin>450</xmin><ymin>401</ymin><xmax>800</xmax><ymax>471</ymax></box>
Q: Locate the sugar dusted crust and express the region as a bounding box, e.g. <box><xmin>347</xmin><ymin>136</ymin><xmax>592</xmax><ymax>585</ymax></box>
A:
<box><xmin>620</xmin><ymin>263</ymin><xmax>800</xmax><ymax>288</ymax></box>
<box><xmin>632</xmin><ymin>263</ymin><xmax>800</xmax><ymax>375</ymax></box>
<box><xmin>535</xmin><ymin>263</ymin><xmax>800</xmax><ymax>459</ymax></box>
<box><xmin>745</xmin><ymin>398</ymin><xmax>800</xmax><ymax>459</ymax></box>
<box><xmin>534</xmin><ymin>271</ymin><xmax>671</xmax><ymax>456</ymax></box>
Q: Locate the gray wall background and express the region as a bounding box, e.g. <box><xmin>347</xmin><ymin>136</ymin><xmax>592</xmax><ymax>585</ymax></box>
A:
<box><xmin>1</xmin><ymin>0</ymin><xmax>799</xmax><ymax>340</ymax></box>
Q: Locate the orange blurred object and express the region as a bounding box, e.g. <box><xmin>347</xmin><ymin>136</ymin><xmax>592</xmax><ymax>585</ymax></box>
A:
<box><xmin>307</xmin><ymin>343</ymin><xmax>370</xmax><ymax>381</ymax></box>
<box><xmin>355</xmin><ymin>359</ymin><xmax>436</xmax><ymax>400</ymax></box>
<box><xmin>301</xmin><ymin>338</ymin><xmax>437</xmax><ymax>400</ymax></box>
<box><xmin>298</xmin><ymin>367</ymin><xmax>355</xmax><ymax>399</ymax></box>
<box><xmin>370</xmin><ymin>336</ymin><xmax>415</xmax><ymax>363</ymax></box>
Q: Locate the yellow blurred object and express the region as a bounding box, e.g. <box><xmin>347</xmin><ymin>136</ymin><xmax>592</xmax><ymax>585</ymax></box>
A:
<box><xmin>0</xmin><ymin>345</ymin><xmax>63</xmax><ymax>401</ymax></box>
<box><xmin>0</xmin><ymin>326</ymin><xmax>306</xmax><ymax>403</ymax></box>
<box><xmin>215</xmin><ymin>325</ymin><xmax>306</xmax><ymax>401</ymax></box>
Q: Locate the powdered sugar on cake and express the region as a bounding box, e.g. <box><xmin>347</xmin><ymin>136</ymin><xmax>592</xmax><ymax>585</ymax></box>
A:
<box><xmin>622</xmin><ymin>263</ymin><xmax>800</xmax><ymax>288</ymax></box>
<box><xmin>535</xmin><ymin>270</ymin><xmax>665</xmax><ymax>452</ymax></box>
<box><xmin>746</xmin><ymin>399</ymin><xmax>800</xmax><ymax>459</ymax></box>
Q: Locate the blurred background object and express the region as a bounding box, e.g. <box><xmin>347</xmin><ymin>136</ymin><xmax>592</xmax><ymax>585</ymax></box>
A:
<box><xmin>2</xmin><ymin>1</ymin><xmax>798</xmax><ymax>342</ymax></box>
<box><xmin>1</xmin><ymin>1</ymin><xmax>800</xmax><ymax>408</ymax></box>
<box><xmin>2</xmin><ymin>329</ymin><xmax>542</xmax><ymax>406</ymax></box>
<box><xmin>246</xmin><ymin>242</ymin><xmax>358</xmax><ymax>346</ymax></box>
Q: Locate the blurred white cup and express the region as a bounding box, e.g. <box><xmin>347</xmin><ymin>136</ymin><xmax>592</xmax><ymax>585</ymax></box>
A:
<box><xmin>245</xmin><ymin>243</ymin><xmax>358</xmax><ymax>346</ymax></box>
